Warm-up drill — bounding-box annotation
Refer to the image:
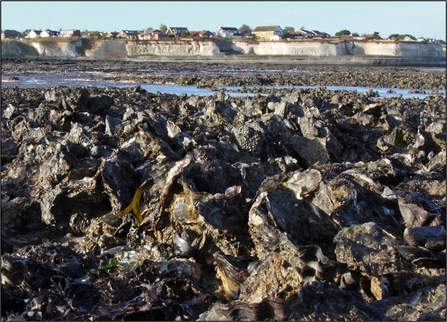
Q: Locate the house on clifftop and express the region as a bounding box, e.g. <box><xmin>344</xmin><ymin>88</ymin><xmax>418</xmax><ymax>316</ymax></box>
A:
<box><xmin>1</xmin><ymin>29</ymin><xmax>21</xmax><ymax>39</ymax></box>
<box><xmin>295</xmin><ymin>29</ymin><xmax>313</xmax><ymax>38</ymax></box>
<box><xmin>40</xmin><ymin>29</ymin><xmax>60</xmax><ymax>37</ymax></box>
<box><xmin>252</xmin><ymin>25</ymin><xmax>283</xmax><ymax>40</ymax></box>
<box><xmin>117</xmin><ymin>30</ymin><xmax>140</xmax><ymax>39</ymax></box>
<box><xmin>139</xmin><ymin>29</ymin><xmax>169</xmax><ymax>40</ymax></box>
<box><xmin>216</xmin><ymin>27</ymin><xmax>244</xmax><ymax>38</ymax></box>
<box><xmin>26</xmin><ymin>30</ymin><xmax>42</xmax><ymax>38</ymax></box>
<box><xmin>167</xmin><ymin>27</ymin><xmax>190</xmax><ymax>38</ymax></box>
<box><xmin>60</xmin><ymin>29</ymin><xmax>81</xmax><ymax>37</ymax></box>
<box><xmin>190</xmin><ymin>30</ymin><xmax>215</xmax><ymax>39</ymax></box>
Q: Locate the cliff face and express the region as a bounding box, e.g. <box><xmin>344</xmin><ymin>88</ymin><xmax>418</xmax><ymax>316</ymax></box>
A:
<box><xmin>1</xmin><ymin>39</ymin><xmax>445</xmax><ymax>60</ymax></box>
<box><xmin>125</xmin><ymin>40</ymin><xmax>220</xmax><ymax>56</ymax></box>
<box><xmin>94</xmin><ymin>40</ymin><xmax>126</xmax><ymax>58</ymax></box>
<box><xmin>2</xmin><ymin>40</ymin><xmax>39</xmax><ymax>56</ymax></box>
<box><xmin>31</xmin><ymin>40</ymin><xmax>83</xmax><ymax>57</ymax></box>
<box><xmin>229</xmin><ymin>41</ymin><xmax>344</xmax><ymax>56</ymax></box>
<box><xmin>228</xmin><ymin>40</ymin><xmax>446</xmax><ymax>58</ymax></box>
<box><xmin>1</xmin><ymin>40</ymin><xmax>83</xmax><ymax>57</ymax></box>
<box><xmin>346</xmin><ymin>41</ymin><xmax>446</xmax><ymax>57</ymax></box>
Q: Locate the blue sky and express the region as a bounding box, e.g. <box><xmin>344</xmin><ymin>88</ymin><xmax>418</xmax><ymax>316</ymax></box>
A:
<box><xmin>1</xmin><ymin>1</ymin><xmax>446</xmax><ymax>40</ymax></box>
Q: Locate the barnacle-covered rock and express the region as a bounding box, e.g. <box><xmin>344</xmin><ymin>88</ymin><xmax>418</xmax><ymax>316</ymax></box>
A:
<box><xmin>334</xmin><ymin>222</ymin><xmax>404</xmax><ymax>276</ymax></box>
<box><xmin>232</xmin><ymin>121</ymin><xmax>265</xmax><ymax>156</ymax></box>
<box><xmin>326</xmin><ymin>166</ymin><xmax>400</xmax><ymax>232</ymax></box>
<box><xmin>370</xmin><ymin>284</ymin><xmax>446</xmax><ymax>321</ymax></box>
<box><xmin>248</xmin><ymin>187</ymin><xmax>338</xmax><ymax>257</ymax></box>
<box><xmin>199</xmin><ymin>298</ymin><xmax>286</xmax><ymax>321</ymax></box>
<box><xmin>291</xmin><ymin>134</ymin><xmax>331</xmax><ymax>167</ymax></box>
<box><xmin>238</xmin><ymin>239</ymin><xmax>343</xmax><ymax>304</ymax></box>
<box><xmin>284</xmin><ymin>281</ymin><xmax>387</xmax><ymax>320</ymax></box>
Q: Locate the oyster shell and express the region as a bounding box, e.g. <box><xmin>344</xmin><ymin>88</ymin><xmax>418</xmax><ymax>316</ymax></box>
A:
<box><xmin>284</xmin><ymin>168</ymin><xmax>322</xmax><ymax>200</ymax></box>
<box><xmin>397</xmin><ymin>190</ymin><xmax>444</xmax><ymax>228</ymax></box>
<box><xmin>213</xmin><ymin>251</ymin><xmax>249</xmax><ymax>300</ymax></box>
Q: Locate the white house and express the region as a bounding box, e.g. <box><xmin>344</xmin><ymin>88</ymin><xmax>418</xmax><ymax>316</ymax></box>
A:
<box><xmin>26</xmin><ymin>30</ymin><xmax>42</xmax><ymax>38</ymax></box>
<box><xmin>310</xmin><ymin>30</ymin><xmax>329</xmax><ymax>38</ymax></box>
<box><xmin>295</xmin><ymin>29</ymin><xmax>314</xmax><ymax>38</ymax></box>
<box><xmin>40</xmin><ymin>29</ymin><xmax>59</xmax><ymax>37</ymax></box>
<box><xmin>216</xmin><ymin>27</ymin><xmax>244</xmax><ymax>38</ymax></box>
<box><xmin>59</xmin><ymin>29</ymin><xmax>81</xmax><ymax>37</ymax></box>
<box><xmin>403</xmin><ymin>35</ymin><xmax>416</xmax><ymax>41</ymax></box>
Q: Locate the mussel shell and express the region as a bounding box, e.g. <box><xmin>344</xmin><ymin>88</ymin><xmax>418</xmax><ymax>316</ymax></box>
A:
<box><xmin>403</xmin><ymin>226</ymin><xmax>446</xmax><ymax>250</ymax></box>
<box><xmin>69</xmin><ymin>212</ymin><xmax>89</xmax><ymax>236</ymax></box>
<box><xmin>394</xmin><ymin>245</ymin><xmax>443</xmax><ymax>268</ymax></box>
<box><xmin>340</xmin><ymin>271</ymin><xmax>360</xmax><ymax>290</ymax></box>
<box><xmin>114</xmin><ymin>221</ymin><xmax>132</xmax><ymax>239</ymax></box>
<box><xmin>411</xmin><ymin>257</ymin><xmax>444</xmax><ymax>268</ymax></box>
<box><xmin>394</xmin><ymin>245</ymin><xmax>434</xmax><ymax>261</ymax></box>
<box><xmin>101</xmin><ymin>212</ymin><xmax>123</xmax><ymax>228</ymax></box>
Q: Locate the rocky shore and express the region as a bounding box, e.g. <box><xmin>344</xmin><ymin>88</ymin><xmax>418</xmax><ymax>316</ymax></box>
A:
<box><xmin>1</xmin><ymin>59</ymin><xmax>446</xmax><ymax>320</ymax></box>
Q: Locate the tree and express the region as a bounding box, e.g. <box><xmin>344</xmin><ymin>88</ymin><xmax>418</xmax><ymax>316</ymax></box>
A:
<box><xmin>372</xmin><ymin>31</ymin><xmax>382</xmax><ymax>40</ymax></box>
<box><xmin>351</xmin><ymin>32</ymin><xmax>359</xmax><ymax>37</ymax></box>
<box><xmin>388</xmin><ymin>33</ymin><xmax>400</xmax><ymax>40</ymax></box>
<box><xmin>239</xmin><ymin>24</ymin><xmax>252</xmax><ymax>35</ymax></box>
<box><xmin>335</xmin><ymin>29</ymin><xmax>351</xmax><ymax>37</ymax></box>
<box><xmin>283</xmin><ymin>26</ymin><xmax>295</xmax><ymax>35</ymax></box>
<box><xmin>159</xmin><ymin>24</ymin><xmax>167</xmax><ymax>33</ymax></box>
<box><xmin>91</xmin><ymin>31</ymin><xmax>102</xmax><ymax>39</ymax></box>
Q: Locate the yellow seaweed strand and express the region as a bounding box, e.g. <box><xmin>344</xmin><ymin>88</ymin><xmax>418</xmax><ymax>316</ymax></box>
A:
<box><xmin>117</xmin><ymin>179</ymin><xmax>153</xmax><ymax>226</ymax></box>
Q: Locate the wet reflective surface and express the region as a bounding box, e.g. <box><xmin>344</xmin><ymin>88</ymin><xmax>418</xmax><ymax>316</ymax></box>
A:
<box><xmin>2</xmin><ymin>71</ymin><xmax>445</xmax><ymax>99</ymax></box>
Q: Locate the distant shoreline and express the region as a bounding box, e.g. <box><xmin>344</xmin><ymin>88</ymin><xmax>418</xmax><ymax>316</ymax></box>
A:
<box><xmin>2</xmin><ymin>38</ymin><xmax>445</xmax><ymax>67</ymax></box>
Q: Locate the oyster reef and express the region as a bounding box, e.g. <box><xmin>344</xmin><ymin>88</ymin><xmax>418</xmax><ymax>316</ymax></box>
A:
<box><xmin>1</xmin><ymin>59</ymin><xmax>446</xmax><ymax>321</ymax></box>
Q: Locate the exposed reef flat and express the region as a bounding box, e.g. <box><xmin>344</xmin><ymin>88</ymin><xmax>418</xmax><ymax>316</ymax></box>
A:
<box><xmin>1</xmin><ymin>59</ymin><xmax>446</xmax><ymax>320</ymax></box>
<box><xmin>2</xmin><ymin>57</ymin><xmax>446</xmax><ymax>89</ymax></box>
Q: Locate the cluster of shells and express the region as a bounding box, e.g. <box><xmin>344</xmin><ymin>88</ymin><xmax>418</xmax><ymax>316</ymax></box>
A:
<box><xmin>1</xmin><ymin>74</ymin><xmax>446</xmax><ymax>320</ymax></box>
